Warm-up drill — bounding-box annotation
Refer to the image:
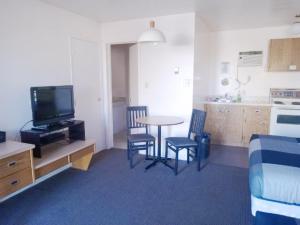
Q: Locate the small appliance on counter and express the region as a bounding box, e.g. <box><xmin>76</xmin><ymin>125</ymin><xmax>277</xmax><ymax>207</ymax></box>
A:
<box><xmin>0</xmin><ymin>131</ymin><xmax>6</xmax><ymax>143</ymax></box>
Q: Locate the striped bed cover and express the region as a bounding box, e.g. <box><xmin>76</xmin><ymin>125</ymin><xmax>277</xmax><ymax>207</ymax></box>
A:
<box><xmin>249</xmin><ymin>134</ymin><xmax>300</xmax><ymax>205</ymax></box>
<box><xmin>256</xmin><ymin>211</ymin><xmax>300</xmax><ymax>225</ymax></box>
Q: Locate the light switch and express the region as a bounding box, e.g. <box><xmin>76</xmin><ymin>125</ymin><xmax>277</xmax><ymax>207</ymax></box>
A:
<box><xmin>183</xmin><ymin>79</ymin><xmax>192</xmax><ymax>88</ymax></box>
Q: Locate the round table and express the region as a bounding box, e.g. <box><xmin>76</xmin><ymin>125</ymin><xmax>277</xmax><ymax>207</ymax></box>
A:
<box><xmin>136</xmin><ymin>116</ymin><xmax>184</xmax><ymax>170</ymax></box>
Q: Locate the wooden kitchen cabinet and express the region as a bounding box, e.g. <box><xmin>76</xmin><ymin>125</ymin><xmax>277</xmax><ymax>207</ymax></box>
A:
<box><xmin>205</xmin><ymin>104</ymin><xmax>243</xmax><ymax>146</ymax></box>
<box><xmin>221</xmin><ymin>105</ymin><xmax>243</xmax><ymax>146</ymax></box>
<box><xmin>291</xmin><ymin>38</ymin><xmax>300</xmax><ymax>71</ymax></box>
<box><xmin>242</xmin><ymin>106</ymin><xmax>271</xmax><ymax>146</ymax></box>
<box><xmin>205</xmin><ymin>104</ymin><xmax>225</xmax><ymax>144</ymax></box>
<box><xmin>204</xmin><ymin>104</ymin><xmax>270</xmax><ymax>147</ymax></box>
<box><xmin>268</xmin><ymin>38</ymin><xmax>300</xmax><ymax>72</ymax></box>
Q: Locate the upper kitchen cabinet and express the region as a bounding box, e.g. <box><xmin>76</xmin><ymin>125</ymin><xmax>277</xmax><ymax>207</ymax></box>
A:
<box><xmin>268</xmin><ymin>38</ymin><xmax>300</xmax><ymax>72</ymax></box>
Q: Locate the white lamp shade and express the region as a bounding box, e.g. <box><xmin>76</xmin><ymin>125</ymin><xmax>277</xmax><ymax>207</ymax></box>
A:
<box><xmin>291</xmin><ymin>22</ymin><xmax>300</xmax><ymax>35</ymax></box>
<box><xmin>138</xmin><ymin>28</ymin><xmax>166</xmax><ymax>43</ymax></box>
<box><xmin>138</xmin><ymin>21</ymin><xmax>166</xmax><ymax>43</ymax></box>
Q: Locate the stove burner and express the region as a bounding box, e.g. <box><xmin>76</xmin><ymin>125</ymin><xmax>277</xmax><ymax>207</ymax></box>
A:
<box><xmin>292</xmin><ymin>102</ymin><xmax>300</xmax><ymax>105</ymax></box>
<box><xmin>274</xmin><ymin>101</ymin><xmax>285</xmax><ymax>105</ymax></box>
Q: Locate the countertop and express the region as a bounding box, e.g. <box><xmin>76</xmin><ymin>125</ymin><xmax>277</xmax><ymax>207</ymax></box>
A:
<box><xmin>201</xmin><ymin>101</ymin><xmax>300</xmax><ymax>109</ymax></box>
<box><xmin>200</xmin><ymin>101</ymin><xmax>272</xmax><ymax>107</ymax></box>
<box><xmin>0</xmin><ymin>141</ymin><xmax>35</xmax><ymax>159</ymax></box>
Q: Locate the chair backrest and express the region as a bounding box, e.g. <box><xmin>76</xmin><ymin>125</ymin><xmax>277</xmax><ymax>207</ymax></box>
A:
<box><xmin>188</xmin><ymin>109</ymin><xmax>207</xmax><ymax>138</ymax></box>
<box><xmin>126</xmin><ymin>106</ymin><xmax>148</xmax><ymax>134</ymax></box>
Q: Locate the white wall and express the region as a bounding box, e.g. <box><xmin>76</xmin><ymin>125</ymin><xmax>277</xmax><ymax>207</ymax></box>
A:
<box><xmin>0</xmin><ymin>0</ymin><xmax>106</xmax><ymax>150</ymax></box>
<box><xmin>193</xmin><ymin>14</ymin><xmax>212</xmax><ymax>109</ymax></box>
<box><xmin>101</xmin><ymin>13</ymin><xmax>195</xmax><ymax>158</ymax></box>
<box><xmin>207</xmin><ymin>26</ymin><xmax>300</xmax><ymax>98</ymax></box>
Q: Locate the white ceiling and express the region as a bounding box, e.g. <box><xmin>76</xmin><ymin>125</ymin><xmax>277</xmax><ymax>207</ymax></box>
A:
<box><xmin>41</xmin><ymin>0</ymin><xmax>300</xmax><ymax>31</ymax></box>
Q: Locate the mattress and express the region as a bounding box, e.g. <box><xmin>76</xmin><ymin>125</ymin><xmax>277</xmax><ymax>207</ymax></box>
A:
<box><xmin>251</xmin><ymin>195</ymin><xmax>300</xmax><ymax>218</ymax></box>
<box><xmin>249</xmin><ymin>134</ymin><xmax>300</xmax><ymax>205</ymax></box>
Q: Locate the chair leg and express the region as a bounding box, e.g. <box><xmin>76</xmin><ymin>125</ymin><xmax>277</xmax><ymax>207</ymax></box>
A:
<box><xmin>197</xmin><ymin>146</ymin><xmax>201</xmax><ymax>171</ymax></box>
<box><xmin>127</xmin><ymin>140</ymin><xmax>130</xmax><ymax>160</ymax></box>
<box><xmin>145</xmin><ymin>141</ymin><xmax>149</xmax><ymax>160</ymax></box>
<box><xmin>175</xmin><ymin>149</ymin><xmax>179</xmax><ymax>175</ymax></box>
<box><xmin>153</xmin><ymin>141</ymin><xmax>156</xmax><ymax>158</ymax></box>
<box><xmin>129</xmin><ymin>144</ymin><xmax>134</xmax><ymax>169</ymax></box>
<box><xmin>187</xmin><ymin>148</ymin><xmax>190</xmax><ymax>164</ymax></box>
<box><xmin>165</xmin><ymin>142</ymin><xmax>168</xmax><ymax>159</ymax></box>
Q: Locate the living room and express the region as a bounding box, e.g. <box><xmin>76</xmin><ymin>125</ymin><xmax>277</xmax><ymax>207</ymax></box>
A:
<box><xmin>1</xmin><ymin>0</ymin><xmax>300</xmax><ymax>225</ymax></box>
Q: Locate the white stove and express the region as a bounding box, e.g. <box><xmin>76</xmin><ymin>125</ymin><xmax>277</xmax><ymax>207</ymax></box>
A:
<box><xmin>270</xmin><ymin>89</ymin><xmax>300</xmax><ymax>137</ymax></box>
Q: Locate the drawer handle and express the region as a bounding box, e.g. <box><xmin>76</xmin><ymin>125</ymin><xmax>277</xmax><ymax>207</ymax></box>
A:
<box><xmin>8</xmin><ymin>161</ymin><xmax>17</xmax><ymax>167</ymax></box>
<box><xmin>10</xmin><ymin>180</ymin><xmax>19</xmax><ymax>186</ymax></box>
<box><xmin>256</xmin><ymin>110</ymin><xmax>261</xmax><ymax>113</ymax></box>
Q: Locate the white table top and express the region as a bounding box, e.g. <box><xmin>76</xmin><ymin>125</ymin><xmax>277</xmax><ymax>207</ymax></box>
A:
<box><xmin>0</xmin><ymin>141</ymin><xmax>35</xmax><ymax>159</ymax></box>
<box><xmin>136</xmin><ymin>116</ymin><xmax>184</xmax><ymax>126</ymax></box>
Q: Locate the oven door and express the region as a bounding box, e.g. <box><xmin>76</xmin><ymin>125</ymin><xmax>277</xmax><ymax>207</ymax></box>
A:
<box><xmin>270</xmin><ymin>107</ymin><xmax>300</xmax><ymax>138</ymax></box>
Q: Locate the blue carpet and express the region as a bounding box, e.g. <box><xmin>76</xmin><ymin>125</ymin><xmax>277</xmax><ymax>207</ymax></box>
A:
<box><xmin>0</xmin><ymin>149</ymin><xmax>253</xmax><ymax>225</ymax></box>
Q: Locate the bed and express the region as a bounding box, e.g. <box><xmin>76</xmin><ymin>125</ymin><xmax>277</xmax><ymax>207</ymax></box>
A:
<box><xmin>255</xmin><ymin>211</ymin><xmax>300</xmax><ymax>225</ymax></box>
<box><xmin>249</xmin><ymin>134</ymin><xmax>300</xmax><ymax>218</ymax></box>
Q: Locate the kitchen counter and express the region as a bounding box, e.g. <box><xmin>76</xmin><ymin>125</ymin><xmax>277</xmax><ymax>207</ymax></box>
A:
<box><xmin>200</xmin><ymin>101</ymin><xmax>272</xmax><ymax>107</ymax></box>
<box><xmin>203</xmin><ymin>101</ymin><xmax>271</xmax><ymax>147</ymax></box>
<box><xmin>201</xmin><ymin>101</ymin><xmax>300</xmax><ymax>109</ymax></box>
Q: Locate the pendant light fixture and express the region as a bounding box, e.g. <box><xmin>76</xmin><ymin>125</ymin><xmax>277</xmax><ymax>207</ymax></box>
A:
<box><xmin>138</xmin><ymin>20</ymin><xmax>166</xmax><ymax>44</ymax></box>
<box><xmin>290</xmin><ymin>14</ymin><xmax>300</xmax><ymax>35</ymax></box>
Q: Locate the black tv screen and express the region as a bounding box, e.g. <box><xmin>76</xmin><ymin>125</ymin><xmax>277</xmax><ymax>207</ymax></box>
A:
<box><xmin>30</xmin><ymin>86</ymin><xmax>75</xmax><ymax>126</ymax></box>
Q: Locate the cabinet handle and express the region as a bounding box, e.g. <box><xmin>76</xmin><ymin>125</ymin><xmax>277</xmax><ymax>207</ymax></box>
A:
<box><xmin>10</xmin><ymin>180</ymin><xmax>19</xmax><ymax>186</ymax></box>
<box><xmin>255</xmin><ymin>109</ymin><xmax>261</xmax><ymax>113</ymax></box>
<box><xmin>8</xmin><ymin>161</ymin><xmax>17</xmax><ymax>167</ymax></box>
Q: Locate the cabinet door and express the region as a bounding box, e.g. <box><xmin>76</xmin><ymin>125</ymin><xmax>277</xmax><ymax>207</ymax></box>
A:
<box><xmin>291</xmin><ymin>38</ymin><xmax>300</xmax><ymax>71</ymax></box>
<box><xmin>205</xmin><ymin>104</ymin><xmax>243</xmax><ymax>146</ymax></box>
<box><xmin>204</xmin><ymin>104</ymin><xmax>226</xmax><ymax>145</ymax></box>
<box><xmin>222</xmin><ymin>105</ymin><xmax>243</xmax><ymax>146</ymax></box>
<box><xmin>71</xmin><ymin>38</ymin><xmax>106</xmax><ymax>149</ymax></box>
<box><xmin>268</xmin><ymin>38</ymin><xmax>293</xmax><ymax>72</ymax></box>
<box><xmin>242</xmin><ymin>106</ymin><xmax>270</xmax><ymax>146</ymax></box>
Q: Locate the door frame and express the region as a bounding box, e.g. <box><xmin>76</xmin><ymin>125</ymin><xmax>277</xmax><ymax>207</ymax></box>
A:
<box><xmin>103</xmin><ymin>41</ymin><xmax>139</xmax><ymax>149</ymax></box>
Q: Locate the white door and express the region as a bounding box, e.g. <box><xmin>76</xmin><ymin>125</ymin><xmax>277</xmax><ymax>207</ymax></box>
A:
<box><xmin>71</xmin><ymin>38</ymin><xmax>105</xmax><ymax>150</ymax></box>
<box><xmin>129</xmin><ymin>44</ymin><xmax>139</xmax><ymax>106</ymax></box>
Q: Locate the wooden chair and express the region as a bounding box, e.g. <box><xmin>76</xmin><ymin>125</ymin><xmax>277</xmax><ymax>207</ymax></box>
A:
<box><xmin>165</xmin><ymin>109</ymin><xmax>207</xmax><ymax>175</ymax></box>
<box><xmin>127</xmin><ymin>106</ymin><xmax>156</xmax><ymax>168</ymax></box>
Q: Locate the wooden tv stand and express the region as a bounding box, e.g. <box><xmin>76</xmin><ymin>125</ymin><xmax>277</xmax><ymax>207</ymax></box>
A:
<box><xmin>0</xmin><ymin>140</ymin><xmax>95</xmax><ymax>200</ymax></box>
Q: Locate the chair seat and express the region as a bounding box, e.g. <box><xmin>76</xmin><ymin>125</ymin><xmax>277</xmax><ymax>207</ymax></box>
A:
<box><xmin>128</xmin><ymin>133</ymin><xmax>155</xmax><ymax>143</ymax></box>
<box><xmin>166</xmin><ymin>137</ymin><xmax>198</xmax><ymax>148</ymax></box>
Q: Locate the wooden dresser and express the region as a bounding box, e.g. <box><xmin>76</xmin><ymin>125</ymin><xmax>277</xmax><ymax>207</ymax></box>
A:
<box><xmin>0</xmin><ymin>141</ymin><xmax>34</xmax><ymax>198</ymax></box>
<box><xmin>0</xmin><ymin>140</ymin><xmax>95</xmax><ymax>201</ymax></box>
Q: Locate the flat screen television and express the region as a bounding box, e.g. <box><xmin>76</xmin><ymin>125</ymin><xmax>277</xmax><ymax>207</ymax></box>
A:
<box><xmin>30</xmin><ymin>85</ymin><xmax>75</xmax><ymax>127</ymax></box>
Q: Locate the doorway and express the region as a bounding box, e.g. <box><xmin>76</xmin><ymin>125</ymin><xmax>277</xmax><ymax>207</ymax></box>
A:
<box><xmin>110</xmin><ymin>43</ymin><xmax>138</xmax><ymax>149</ymax></box>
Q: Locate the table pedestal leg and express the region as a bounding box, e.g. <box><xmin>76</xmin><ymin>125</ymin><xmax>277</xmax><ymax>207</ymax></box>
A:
<box><xmin>145</xmin><ymin>125</ymin><xmax>172</xmax><ymax>171</ymax></box>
